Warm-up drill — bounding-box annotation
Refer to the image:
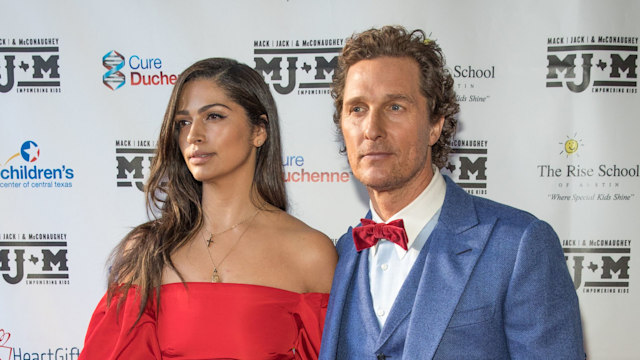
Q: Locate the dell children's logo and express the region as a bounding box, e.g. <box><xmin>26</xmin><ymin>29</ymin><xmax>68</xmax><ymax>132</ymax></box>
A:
<box><xmin>546</xmin><ymin>35</ymin><xmax>638</xmax><ymax>93</ymax></box>
<box><xmin>0</xmin><ymin>140</ymin><xmax>75</xmax><ymax>189</ymax></box>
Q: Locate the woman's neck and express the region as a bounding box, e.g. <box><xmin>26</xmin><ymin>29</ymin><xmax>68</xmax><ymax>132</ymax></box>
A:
<box><xmin>200</xmin><ymin>180</ymin><xmax>262</xmax><ymax>230</ymax></box>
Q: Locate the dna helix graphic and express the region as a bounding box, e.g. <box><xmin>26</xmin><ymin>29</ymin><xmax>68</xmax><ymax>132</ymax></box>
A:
<box><xmin>102</xmin><ymin>50</ymin><xmax>125</xmax><ymax>90</ymax></box>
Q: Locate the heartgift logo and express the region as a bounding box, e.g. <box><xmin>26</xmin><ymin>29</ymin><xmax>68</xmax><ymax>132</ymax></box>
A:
<box><xmin>0</xmin><ymin>329</ymin><xmax>12</xmax><ymax>360</ymax></box>
<box><xmin>0</xmin><ymin>329</ymin><xmax>79</xmax><ymax>359</ymax></box>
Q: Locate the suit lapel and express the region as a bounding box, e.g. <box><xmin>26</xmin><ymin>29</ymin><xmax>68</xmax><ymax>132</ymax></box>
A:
<box><xmin>375</xmin><ymin>220</ymin><xmax>432</xmax><ymax>349</ymax></box>
<box><xmin>320</xmin><ymin>226</ymin><xmax>363</xmax><ymax>359</ymax></box>
<box><xmin>402</xmin><ymin>177</ymin><xmax>496</xmax><ymax>359</ymax></box>
<box><xmin>355</xmin><ymin>249</ymin><xmax>383</xmax><ymax>340</ymax></box>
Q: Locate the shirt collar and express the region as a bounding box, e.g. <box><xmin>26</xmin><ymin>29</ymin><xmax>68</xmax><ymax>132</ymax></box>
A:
<box><xmin>370</xmin><ymin>166</ymin><xmax>446</xmax><ymax>257</ymax></box>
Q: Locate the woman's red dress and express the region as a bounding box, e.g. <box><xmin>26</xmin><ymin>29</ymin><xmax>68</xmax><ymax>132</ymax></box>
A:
<box><xmin>79</xmin><ymin>282</ymin><xmax>329</xmax><ymax>359</ymax></box>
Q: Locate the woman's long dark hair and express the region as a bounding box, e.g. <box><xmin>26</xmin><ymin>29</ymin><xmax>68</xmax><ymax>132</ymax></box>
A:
<box><xmin>106</xmin><ymin>58</ymin><xmax>287</xmax><ymax>324</ymax></box>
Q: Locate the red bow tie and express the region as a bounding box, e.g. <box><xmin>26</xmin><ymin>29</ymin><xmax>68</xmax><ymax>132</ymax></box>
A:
<box><xmin>352</xmin><ymin>218</ymin><xmax>409</xmax><ymax>252</ymax></box>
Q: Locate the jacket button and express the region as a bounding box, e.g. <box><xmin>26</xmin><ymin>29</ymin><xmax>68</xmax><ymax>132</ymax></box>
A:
<box><xmin>377</xmin><ymin>354</ymin><xmax>387</xmax><ymax>360</ymax></box>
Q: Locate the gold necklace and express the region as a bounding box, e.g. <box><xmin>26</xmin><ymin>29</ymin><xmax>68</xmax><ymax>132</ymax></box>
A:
<box><xmin>203</xmin><ymin>209</ymin><xmax>260</xmax><ymax>247</ymax></box>
<box><xmin>203</xmin><ymin>210</ymin><xmax>259</xmax><ymax>283</ymax></box>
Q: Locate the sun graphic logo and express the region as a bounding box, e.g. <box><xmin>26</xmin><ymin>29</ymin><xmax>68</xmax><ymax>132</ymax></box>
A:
<box><xmin>559</xmin><ymin>134</ymin><xmax>584</xmax><ymax>157</ymax></box>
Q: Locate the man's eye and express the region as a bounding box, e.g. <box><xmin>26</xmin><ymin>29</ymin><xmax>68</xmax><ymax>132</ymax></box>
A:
<box><xmin>390</xmin><ymin>104</ymin><xmax>402</xmax><ymax>111</ymax></box>
<box><xmin>352</xmin><ymin>106</ymin><xmax>363</xmax><ymax>113</ymax></box>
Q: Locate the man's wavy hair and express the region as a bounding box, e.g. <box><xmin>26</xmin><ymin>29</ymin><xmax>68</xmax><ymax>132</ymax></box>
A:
<box><xmin>331</xmin><ymin>25</ymin><xmax>459</xmax><ymax>169</ymax></box>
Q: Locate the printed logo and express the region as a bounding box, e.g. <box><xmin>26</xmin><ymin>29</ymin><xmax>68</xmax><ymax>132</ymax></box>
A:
<box><xmin>546</xmin><ymin>35</ymin><xmax>638</xmax><ymax>93</ymax></box>
<box><xmin>453</xmin><ymin>65</ymin><xmax>495</xmax><ymax>79</ymax></box>
<box><xmin>253</xmin><ymin>38</ymin><xmax>344</xmax><ymax>95</ymax></box>
<box><xmin>283</xmin><ymin>154</ymin><xmax>350</xmax><ymax>183</ymax></box>
<box><xmin>115</xmin><ymin>139</ymin><xmax>156</xmax><ymax>191</ymax></box>
<box><xmin>0</xmin><ymin>232</ymin><xmax>69</xmax><ymax>285</ymax></box>
<box><xmin>115</xmin><ymin>143</ymin><xmax>351</xmax><ymax>189</ymax></box>
<box><xmin>0</xmin><ymin>329</ymin><xmax>80</xmax><ymax>360</ymax></box>
<box><xmin>453</xmin><ymin>64</ymin><xmax>495</xmax><ymax>104</ymax></box>
<box><xmin>20</xmin><ymin>140</ymin><xmax>40</xmax><ymax>162</ymax></box>
<box><xmin>0</xmin><ymin>37</ymin><xmax>61</xmax><ymax>94</ymax></box>
<box><xmin>0</xmin><ymin>329</ymin><xmax>12</xmax><ymax>360</ymax></box>
<box><xmin>0</xmin><ymin>140</ymin><xmax>74</xmax><ymax>189</ymax></box>
<box><xmin>102</xmin><ymin>50</ymin><xmax>178</xmax><ymax>90</ymax></box>
<box><xmin>442</xmin><ymin>139</ymin><xmax>488</xmax><ymax>195</ymax></box>
<box><xmin>559</xmin><ymin>133</ymin><xmax>584</xmax><ymax>158</ymax></box>
<box><xmin>564</xmin><ymin>239</ymin><xmax>631</xmax><ymax>294</ymax></box>
<box><xmin>538</xmin><ymin>134</ymin><xmax>637</xmax><ymax>200</ymax></box>
<box><xmin>11</xmin><ymin>347</ymin><xmax>80</xmax><ymax>360</ymax></box>
<box><xmin>103</xmin><ymin>50</ymin><xmax>126</xmax><ymax>90</ymax></box>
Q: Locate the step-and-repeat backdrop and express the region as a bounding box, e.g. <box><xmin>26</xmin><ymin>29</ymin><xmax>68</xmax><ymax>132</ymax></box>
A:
<box><xmin>1</xmin><ymin>0</ymin><xmax>638</xmax><ymax>358</ymax></box>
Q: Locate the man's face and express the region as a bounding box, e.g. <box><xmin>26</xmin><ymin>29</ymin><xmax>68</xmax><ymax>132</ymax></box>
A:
<box><xmin>340</xmin><ymin>56</ymin><xmax>443</xmax><ymax>193</ymax></box>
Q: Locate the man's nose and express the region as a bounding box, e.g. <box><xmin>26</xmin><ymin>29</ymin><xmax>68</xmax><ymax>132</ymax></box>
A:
<box><xmin>363</xmin><ymin>108</ymin><xmax>386</xmax><ymax>141</ymax></box>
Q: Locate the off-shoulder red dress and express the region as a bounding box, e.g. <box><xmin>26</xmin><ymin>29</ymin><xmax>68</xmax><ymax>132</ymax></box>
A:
<box><xmin>79</xmin><ymin>282</ymin><xmax>329</xmax><ymax>360</ymax></box>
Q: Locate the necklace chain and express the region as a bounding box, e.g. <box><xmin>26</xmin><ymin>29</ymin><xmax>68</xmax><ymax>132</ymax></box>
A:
<box><xmin>203</xmin><ymin>209</ymin><xmax>260</xmax><ymax>283</ymax></box>
<box><xmin>203</xmin><ymin>209</ymin><xmax>260</xmax><ymax>247</ymax></box>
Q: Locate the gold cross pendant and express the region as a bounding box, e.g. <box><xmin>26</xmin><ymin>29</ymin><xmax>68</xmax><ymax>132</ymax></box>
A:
<box><xmin>206</xmin><ymin>234</ymin><xmax>214</xmax><ymax>247</ymax></box>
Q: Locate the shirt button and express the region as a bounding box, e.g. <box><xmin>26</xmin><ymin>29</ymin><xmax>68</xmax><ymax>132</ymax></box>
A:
<box><xmin>381</xmin><ymin>263</ymin><xmax>389</xmax><ymax>271</ymax></box>
<box><xmin>376</xmin><ymin>308</ymin><xmax>386</xmax><ymax>317</ymax></box>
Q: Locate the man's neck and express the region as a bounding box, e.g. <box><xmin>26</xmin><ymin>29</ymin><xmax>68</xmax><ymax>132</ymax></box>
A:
<box><xmin>368</xmin><ymin>167</ymin><xmax>434</xmax><ymax>221</ymax></box>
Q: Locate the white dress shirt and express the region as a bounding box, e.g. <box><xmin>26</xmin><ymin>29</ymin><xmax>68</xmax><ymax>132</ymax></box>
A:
<box><xmin>368</xmin><ymin>166</ymin><xmax>446</xmax><ymax>328</ymax></box>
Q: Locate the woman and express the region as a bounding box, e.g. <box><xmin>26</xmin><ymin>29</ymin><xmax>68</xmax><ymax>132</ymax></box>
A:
<box><xmin>79</xmin><ymin>58</ymin><xmax>337</xmax><ymax>359</ymax></box>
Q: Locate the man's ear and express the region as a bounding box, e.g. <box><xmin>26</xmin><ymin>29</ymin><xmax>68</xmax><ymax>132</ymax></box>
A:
<box><xmin>429</xmin><ymin>116</ymin><xmax>445</xmax><ymax>146</ymax></box>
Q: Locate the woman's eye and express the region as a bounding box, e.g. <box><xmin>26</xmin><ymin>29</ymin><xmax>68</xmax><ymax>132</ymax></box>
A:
<box><xmin>206</xmin><ymin>112</ymin><xmax>225</xmax><ymax>120</ymax></box>
<box><xmin>176</xmin><ymin>119</ymin><xmax>191</xmax><ymax>128</ymax></box>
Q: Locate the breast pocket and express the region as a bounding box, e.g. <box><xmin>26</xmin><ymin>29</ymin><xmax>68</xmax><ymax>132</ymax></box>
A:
<box><xmin>447</xmin><ymin>304</ymin><xmax>494</xmax><ymax>328</ymax></box>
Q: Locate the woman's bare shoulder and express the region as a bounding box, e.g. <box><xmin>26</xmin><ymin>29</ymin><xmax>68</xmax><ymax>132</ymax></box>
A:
<box><xmin>263</xmin><ymin>210</ymin><xmax>337</xmax><ymax>293</ymax></box>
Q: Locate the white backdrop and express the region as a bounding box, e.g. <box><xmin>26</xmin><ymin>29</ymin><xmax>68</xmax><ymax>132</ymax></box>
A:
<box><xmin>1</xmin><ymin>0</ymin><xmax>638</xmax><ymax>358</ymax></box>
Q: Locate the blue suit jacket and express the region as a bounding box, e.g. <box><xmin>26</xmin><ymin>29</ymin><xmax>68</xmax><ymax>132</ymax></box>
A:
<box><xmin>320</xmin><ymin>176</ymin><xmax>584</xmax><ymax>359</ymax></box>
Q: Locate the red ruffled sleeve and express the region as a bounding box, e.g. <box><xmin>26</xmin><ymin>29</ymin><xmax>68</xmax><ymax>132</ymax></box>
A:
<box><xmin>79</xmin><ymin>287</ymin><xmax>162</xmax><ymax>360</ymax></box>
<box><xmin>293</xmin><ymin>293</ymin><xmax>330</xmax><ymax>360</ymax></box>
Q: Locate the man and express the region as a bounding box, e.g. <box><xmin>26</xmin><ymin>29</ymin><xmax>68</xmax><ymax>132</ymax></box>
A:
<box><xmin>319</xmin><ymin>26</ymin><xmax>584</xmax><ymax>359</ymax></box>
